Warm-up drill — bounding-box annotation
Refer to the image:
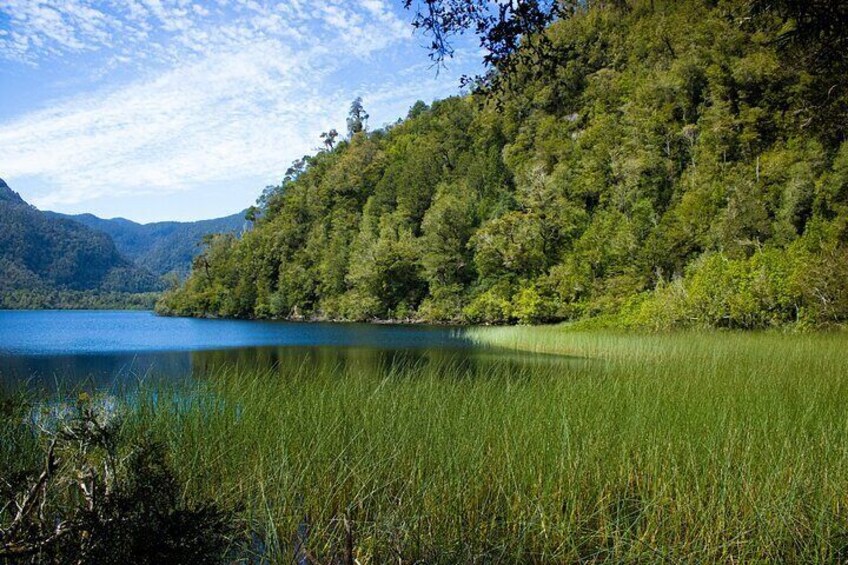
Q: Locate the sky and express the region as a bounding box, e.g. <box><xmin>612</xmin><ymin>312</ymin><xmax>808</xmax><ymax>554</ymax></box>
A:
<box><xmin>0</xmin><ymin>0</ymin><xmax>480</xmax><ymax>223</ymax></box>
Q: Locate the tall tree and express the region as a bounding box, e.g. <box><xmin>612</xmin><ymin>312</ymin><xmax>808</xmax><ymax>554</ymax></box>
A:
<box><xmin>346</xmin><ymin>97</ymin><xmax>369</xmax><ymax>137</ymax></box>
<box><xmin>747</xmin><ymin>0</ymin><xmax>848</xmax><ymax>141</ymax></box>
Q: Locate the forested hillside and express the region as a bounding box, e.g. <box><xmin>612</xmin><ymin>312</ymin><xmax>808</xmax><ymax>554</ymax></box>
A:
<box><xmin>47</xmin><ymin>211</ymin><xmax>248</xmax><ymax>277</ymax></box>
<box><xmin>159</xmin><ymin>0</ymin><xmax>848</xmax><ymax>328</ymax></box>
<box><xmin>0</xmin><ymin>179</ymin><xmax>163</xmax><ymax>304</ymax></box>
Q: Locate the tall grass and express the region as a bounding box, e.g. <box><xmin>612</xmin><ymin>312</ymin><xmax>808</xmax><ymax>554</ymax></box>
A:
<box><xmin>105</xmin><ymin>331</ymin><xmax>848</xmax><ymax>562</ymax></box>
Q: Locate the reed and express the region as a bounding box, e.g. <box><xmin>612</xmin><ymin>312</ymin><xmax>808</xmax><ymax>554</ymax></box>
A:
<box><xmin>106</xmin><ymin>329</ymin><xmax>848</xmax><ymax>562</ymax></box>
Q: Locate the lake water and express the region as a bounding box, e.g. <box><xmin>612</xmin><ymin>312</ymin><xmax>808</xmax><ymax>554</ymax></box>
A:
<box><xmin>0</xmin><ymin>310</ymin><xmax>556</xmax><ymax>390</ymax></box>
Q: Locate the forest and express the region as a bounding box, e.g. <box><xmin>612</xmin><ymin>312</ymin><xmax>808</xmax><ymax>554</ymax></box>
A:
<box><xmin>0</xmin><ymin>289</ymin><xmax>159</xmax><ymax>310</ymax></box>
<box><xmin>47</xmin><ymin>211</ymin><xmax>248</xmax><ymax>277</ymax></box>
<box><xmin>159</xmin><ymin>0</ymin><xmax>848</xmax><ymax>329</ymax></box>
<box><xmin>0</xmin><ymin>180</ymin><xmax>164</xmax><ymax>299</ymax></box>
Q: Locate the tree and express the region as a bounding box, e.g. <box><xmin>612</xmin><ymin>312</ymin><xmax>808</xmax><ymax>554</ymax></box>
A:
<box><xmin>420</xmin><ymin>184</ymin><xmax>478</xmax><ymax>288</ymax></box>
<box><xmin>256</xmin><ymin>185</ymin><xmax>281</xmax><ymax>211</ymax></box>
<box><xmin>748</xmin><ymin>0</ymin><xmax>848</xmax><ymax>66</ymax></box>
<box><xmin>471</xmin><ymin>211</ymin><xmax>547</xmax><ymax>280</ymax></box>
<box><xmin>244</xmin><ymin>205</ymin><xmax>260</xmax><ymax>223</ymax></box>
<box><xmin>346</xmin><ymin>97</ymin><xmax>369</xmax><ymax>137</ymax></box>
<box><xmin>746</xmin><ymin>0</ymin><xmax>848</xmax><ymax>141</ymax></box>
<box><xmin>407</xmin><ymin>100</ymin><xmax>429</xmax><ymax>119</ymax></box>
<box><xmin>163</xmin><ymin>0</ymin><xmax>848</xmax><ymax>329</ymax></box>
<box><xmin>256</xmin><ymin>157</ymin><xmax>312</xmax><ymax>213</ymax></box>
<box><xmin>401</xmin><ymin>0</ymin><xmax>570</xmax><ymax>92</ymax></box>
<box><xmin>320</xmin><ymin>128</ymin><xmax>339</xmax><ymax>150</ymax></box>
<box><xmin>284</xmin><ymin>156</ymin><xmax>310</xmax><ymax>183</ymax></box>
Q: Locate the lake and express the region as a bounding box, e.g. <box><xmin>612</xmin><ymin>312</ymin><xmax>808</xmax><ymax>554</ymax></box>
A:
<box><xmin>0</xmin><ymin>310</ymin><xmax>556</xmax><ymax>389</ymax></box>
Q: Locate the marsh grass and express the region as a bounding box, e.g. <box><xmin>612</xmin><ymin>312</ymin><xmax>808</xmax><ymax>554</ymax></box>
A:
<box><xmin>3</xmin><ymin>331</ymin><xmax>846</xmax><ymax>561</ymax></box>
<box><xmin>90</xmin><ymin>330</ymin><xmax>848</xmax><ymax>562</ymax></box>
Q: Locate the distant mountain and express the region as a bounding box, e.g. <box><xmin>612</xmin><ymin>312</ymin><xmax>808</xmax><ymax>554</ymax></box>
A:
<box><xmin>0</xmin><ymin>179</ymin><xmax>162</xmax><ymax>293</ymax></box>
<box><xmin>0</xmin><ymin>179</ymin><xmax>26</xmax><ymax>205</ymax></box>
<box><xmin>46</xmin><ymin>211</ymin><xmax>248</xmax><ymax>277</ymax></box>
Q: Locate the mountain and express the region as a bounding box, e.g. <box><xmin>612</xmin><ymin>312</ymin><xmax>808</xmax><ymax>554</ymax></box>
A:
<box><xmin>46</xmin><ymin>211</ymin><xmax>248</xmax><ymax>277</ymax></box>
<box><xmin>158</xmin><ymin>0</ymin><xmax>848</xmax><ymax>328</ymax></box>
<box><xmin>0</xmin><ymin>178</ymin><xmax>26</xmax><ymax>205</ymax></box>
<box><xmin>0</xmin><ymin>179</ymin><xmax>162</xmax><ymax>294</ymax></box>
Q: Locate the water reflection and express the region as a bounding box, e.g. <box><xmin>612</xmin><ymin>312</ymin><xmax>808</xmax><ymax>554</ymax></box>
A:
<box><xmin>1</xmin><ymin>344</ymin><xmax>578</xmax><ymax>392</ymax></box>
<box><xmin>0</xmin><ymin>350</ymin><xmax>193</xmax><ymax>390</ymax></box>
<box><xmin>0</xmin><ymin>310</ymin><xmax>470</xmax><ymax>356</ymax></box>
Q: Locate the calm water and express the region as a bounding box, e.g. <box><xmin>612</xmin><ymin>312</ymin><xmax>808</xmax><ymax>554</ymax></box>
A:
<box><xmin>0</xmin><ymin>310</ymin><xmax>556</xmax><ymax>390</ymax></box>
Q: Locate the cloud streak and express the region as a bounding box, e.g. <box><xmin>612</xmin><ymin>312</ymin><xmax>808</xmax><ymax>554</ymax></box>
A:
<box><xmin>0</xmin><ymin>1</ymin><xmax>471</xmax><ymax>216</ymax></box>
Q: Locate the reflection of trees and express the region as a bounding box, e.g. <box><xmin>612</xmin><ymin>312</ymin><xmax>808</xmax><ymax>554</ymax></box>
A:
<box><xmin>2</xmin><ymin>344</ymin><xmax>579</xmax><ymax>393</ymax></box>
<box><xmin>188</xmin><ymin>345</ymin><xmax>577</xmax><ymax>384</ymax></box>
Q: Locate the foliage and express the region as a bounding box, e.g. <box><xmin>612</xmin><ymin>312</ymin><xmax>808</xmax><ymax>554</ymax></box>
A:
<box><xmin>48</xmin><ymin>211</ymin><xmax>248</xmax><ymax>278</ymax></box>
<box><xmin>0</xmin><ymin>290</ymin><xmax>160</xmax><ymax>310</ymax></box>
<box><xmin>0</xmin><ymin>181</ymin><xmax>163</xmax><ymax>295</ymax></box>
<box><xmin>346</xmin><ymin>97</ymin><xmax>370</xmax><ymax>137</ymax></box>
<box><xmin>62</xmin><ymin>331</ymin><xmax>848</xmax><ymax>561</ymax></box>
<box><xmin>162</xmin><ymin>0</ymin><xmax>848</xmax><ymax>329</ymax></box>
<box><xmin>403</xmin><ymin>0</ymin><xmax>565</xmax><ymax>92</ymax></box>
<box><xmin>0</xmin><ymin>397</ymin><xmax>235</xmax><ymax>563</ymax></box>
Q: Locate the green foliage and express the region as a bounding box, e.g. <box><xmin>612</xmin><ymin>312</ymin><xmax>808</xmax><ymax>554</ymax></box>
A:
<box><xmin>49</xmin><ymin>211</ymin><xmax>247</xmax><ymax>278</ymax></box>
<box><xmin>0</xmin><ymin>181</ymin><xmax>163</xmax><ymax>297</ymax></box>
<box><xmin>0</xmin><ymin>397</ymin><xmax>235</xmax><ymax>563</ymax></box>
<box><xmin>625</xmin><ymin>239</ymin><xmax>848</xmax><ymax>330</ymax></box>
<box><xmin>162</xmin><ymin>0</ymin><xmax>848</xmax><ymax>329</ymax></box>
<box><xmin>463</xmin><ymin>281</ymin><xmax>514</xmax><ymax>324</ymax></box>
<box><xmin>0</xmin><ymin>290</ymin><xmax>159</xmax><ymax>310</ymax></box>
<box><xmin>511</xmin><ymin>282</ymin><xmax>557</xmax><ymax>325</ymax></box>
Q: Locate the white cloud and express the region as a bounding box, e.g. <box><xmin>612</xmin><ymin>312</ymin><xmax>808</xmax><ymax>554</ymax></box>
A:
<box><xmin>3</xmin><ymin>42</ymin><xmax>311</xmax><ymax>204</ymax></box>
<box><xmin>0</xmin><ymin>0</ymin><xmax>409</xmax><ymax>63</ymax></box>
<box><xmin>0</xmin><ymin>1</ymin><xmax>472</xmax><ymax>215</ymax></box>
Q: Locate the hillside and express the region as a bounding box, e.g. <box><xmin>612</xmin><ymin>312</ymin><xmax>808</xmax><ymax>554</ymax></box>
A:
<box><xmin>47</xmin><ymin>211</ymin><xmax>248</xmax><ymax>277</ymax></box>
<box><xmin>158</xmin><ymin>0</ymin><xmax>848</xmax><ymax>329</ymax></box>
<box><xmin>0</xmin><ymin>179</ymin><xmax>162</xmax><ymax>296</ymax></box>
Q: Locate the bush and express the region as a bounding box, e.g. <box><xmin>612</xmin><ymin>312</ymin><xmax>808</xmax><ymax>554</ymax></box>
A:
<box><xmin>511</xmin><ymin>283</ymin><xmax>557</xmax><ymax>325</ymax></box>
<box><xmin>790</xmin><ymin>245</ymin><xmax>848</xmax><ymax>325</ymax></box>
<box><xmin>0</xmin><ymin>399</ymin><xmax>237</xmax><ymax>564</ymax></box>
<box><xmin>633</xmin><ymin>252</ymin><xmax>793</xmax><ymax>329</ymax></box>
<box><xmin>417</xmin><ymin>284</ymin><xmax>467</xmax><ymax>322</ymax></box>
<box><xmin>463</xmin><ymin>283</ymin><xmax>514</xmax><ymax>324</ymax></box>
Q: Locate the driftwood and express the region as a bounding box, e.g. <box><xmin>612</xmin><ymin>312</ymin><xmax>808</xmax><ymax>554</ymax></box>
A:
<box><xmin>0</xmin><ymin>439</ymin><xmax>75</xmax><ymax>558</ymax></box>
<box><xmin>0</xmin><ymin>406</ymin><xmax>117</xmax><ymax>561</ymax></box>
<box><xmin>1</xmin><ymin>403</ymin><xmax>234</xmax><ymax>563</ymax></box>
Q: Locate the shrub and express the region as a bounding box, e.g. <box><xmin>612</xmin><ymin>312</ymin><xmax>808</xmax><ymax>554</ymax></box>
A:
<box><xmin>511</xmin><ymin>283</ymin><xmax>557</xmax><ymax>325</ymax></box>
<box><xmin>416</xmin><ymin>284</ymin><xmax>466</xmax><ymax>322</ymax></box>
<box><xmin>463</xmin><ymin>283</ymin><xmax>514</xmax><ymax>324</ymax></box>
<box><xmin>0</xmin><ymin>399</ymin><xmax>237</xmax><ymax>564</ymax></box>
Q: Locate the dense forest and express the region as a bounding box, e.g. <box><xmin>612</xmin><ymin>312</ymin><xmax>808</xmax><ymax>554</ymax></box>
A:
<box><xmin>0</xmin><ymin>289</ymin><xmax>159</xmax><ymax>310</ymax></box>
<box><xmin>0</xmin><ymin>179</ymin><xmax>163</xmax><ymax>299</ymax></box>
<box><xmin>47</xmin><ymin>211</ymin><xmax>248</xmax><ymax>277</ymax></box>
<box><xmin>159</xmin><ymin>0</ymin><xmax>848</xmax><ymax>329</ymax></box>
<box><xmin>0</xmin><ymin>178</ymin><xmax>251</xmax><ymax>309</ymax></box>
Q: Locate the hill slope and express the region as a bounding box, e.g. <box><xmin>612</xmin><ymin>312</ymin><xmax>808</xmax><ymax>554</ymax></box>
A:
<box><xmin>47</xmin><ymin>211</ymin><xmax>248</xmax><ymax>277</ymax></box>
<box><xmin>159</xmin><ymin>0</ymin><xmax>848</xmax><ymax>329</ymax></box>
<box><xmin>0</xmin><ymin>179</ymin><xmax>162</xmax><ymax>294</ymax></box>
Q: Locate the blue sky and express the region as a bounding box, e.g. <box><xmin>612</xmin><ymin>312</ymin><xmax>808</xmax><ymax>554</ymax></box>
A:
<box><xmin>0</xmin><ymin>0</ymin><xmax>480</xmax><ymax>222</ymax></box>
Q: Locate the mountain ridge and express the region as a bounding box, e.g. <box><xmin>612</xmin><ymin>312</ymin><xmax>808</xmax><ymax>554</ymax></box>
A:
<box><xmin>0</xmin><ymin>178</ymin><xmax>26</xmax><ymax>205</ymax></box>
<box><xmin>0</xmin><ymin>178</ymin><xmax>250</xmax><ymax>308</ymax></box>
<box><xmin>0</xmin><ymin>180</ymin><xmax>162</xmax><ymax>294</ymax></box>
<box><xmin>47</xmin><ymin>210</ymin><xmax>249</xmax><ymax>277</ymax></box>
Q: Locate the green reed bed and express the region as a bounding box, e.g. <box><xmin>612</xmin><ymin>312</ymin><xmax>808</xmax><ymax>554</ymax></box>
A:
<box><xmin>108</xmin><ymin>331</ymin><xmax>848</xmax><ymax>562</ymax></box>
